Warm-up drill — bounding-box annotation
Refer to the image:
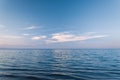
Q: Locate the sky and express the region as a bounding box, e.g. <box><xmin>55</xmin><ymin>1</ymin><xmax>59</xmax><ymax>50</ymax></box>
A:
<box><xmin>0</xmin><ymin>0</ymin><xmax>120</xmax><ymax>48</ymax></box>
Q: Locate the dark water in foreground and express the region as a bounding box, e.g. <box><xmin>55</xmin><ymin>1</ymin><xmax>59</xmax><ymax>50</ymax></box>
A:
<box><xmin>0</xmin><ymin>49</ymin><xmax>120</xmax><ymax>80</ymax></box>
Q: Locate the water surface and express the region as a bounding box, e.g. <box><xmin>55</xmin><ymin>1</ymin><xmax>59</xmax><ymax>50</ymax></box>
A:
<box><xmin>0</xmin><ymin>49</ymin><xmax>120</xmax><ymax>80</ymax></box>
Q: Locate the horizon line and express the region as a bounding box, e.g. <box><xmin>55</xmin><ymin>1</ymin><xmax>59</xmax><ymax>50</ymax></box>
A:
<box><xmin>0</xmin><ymin>48</ymin><xmax>120</xmax><ymax>50</ymax></box>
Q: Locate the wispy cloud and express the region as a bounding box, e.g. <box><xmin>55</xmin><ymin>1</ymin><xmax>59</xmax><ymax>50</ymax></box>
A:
<box><xmin>85</xmin><ymin>32</ymin><xmax>97</xmax><ymax>35</ymax></box>
<box><xmin>0</xmin><ymin>35</ymin><xmax>24</xmax><ymax>45</ymax></box>
<box><xmin>46</xmin><ymin>32</ymin><xmax>107</xmax><ymax>43</ymax></box>
<box><xmin>0</xmin><ymin>24</ymin><xmax>7</xmax><ymax>31</ymax></box>
<box><xmin>22</xmin><ymin>33</ymin><xmax>30</xmax><ymax>36</ymax></box>
<box><xmin>32</xmin><ymin>36</ymin><xmax>46</xmax><ymax>40</ymax></box>
<box><xmin>0</xmin><ymin>24</ymin><xmax>5</xmax><ymax>28</ymax></box>
<box><xmin>24</xmin><ymin>26</ymin><xmax>37</xmax><ymax>30</ymax></box>
<box><xmin>2</xmin><ymin>35</ymin><xmax>23</xmax><ymax>39</ymax></box>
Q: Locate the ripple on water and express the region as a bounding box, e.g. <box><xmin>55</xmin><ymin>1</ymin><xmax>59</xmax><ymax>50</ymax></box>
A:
<box><xmin>0</xmin><ymin>49</ymin><xmax>120</xmax><ymax>80</ymax></box>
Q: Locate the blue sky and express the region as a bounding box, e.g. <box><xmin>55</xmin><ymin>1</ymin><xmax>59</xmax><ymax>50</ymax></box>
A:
<box><xmin>0</xmin><ymin>0</ymin><xmax>120</xmax><ymax>48</ymax></box>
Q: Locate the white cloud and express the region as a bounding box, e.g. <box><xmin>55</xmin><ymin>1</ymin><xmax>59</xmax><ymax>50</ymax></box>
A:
<box><xmin>32</xmin><ymin>36</ymin><xmax>46</xmax><ymax>40</ymax></box>
<box><xmin>46</xmin><ymin>32</ymin><xmax>107</xmax><ymax>43</ymax></box>
<box><xmin>24</xmin><ymin>26</ymin><xmax>37</xmax><ymax>30</ymax></box>
<box><xmin>22</xmin><ymin>33</ymin><xmax>30</xmax><ymax>36</ymax></box>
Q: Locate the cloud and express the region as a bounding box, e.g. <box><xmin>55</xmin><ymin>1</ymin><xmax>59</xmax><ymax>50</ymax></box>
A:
<box><xmin>0</xmin><ymin>24</ymin><xmax>7</xmax><ymax>31</ymax></box>
<box><xmin>1</xmin><ymin>35</ymin><xmax>23</xmax><ymax>39</ymax></box>
<box><xmin>46</xmin><ymin>32</ymin><xmax>107</xmax><ymax>43</ymax></box>
<box><xmin>85</xmin><ymin>32</ymin><xmax>97</xmax><ymax>35</ymax></box>
<box><xmin>0</xmin><ymin>24</ymin><xmax>5</xmax><ymax>28</ymax></box>
<box><xmin>32</xmin><ymin>36</ymin><xmax>46</xmax><ymax>40</ymax></box>
<box><xmin>24</xmin><ymin>26</ymin><xmax>37</xmax><ymax>30</ymax></box>
<box><xmin>0</xmin><ymin>35</ymin><xmax>24</xmax><ymax>45</ymax></box>
<box><xmin>22</xmin><ymin>33</ymin><xmax>30</xmax><ymax>36</ymax></box>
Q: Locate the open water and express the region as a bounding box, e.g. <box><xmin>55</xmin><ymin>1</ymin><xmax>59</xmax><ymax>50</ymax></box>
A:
<box><xmin>0</xmin><ymin>49</ymin><xmax>120</xmax><ymax>80</ymax></box>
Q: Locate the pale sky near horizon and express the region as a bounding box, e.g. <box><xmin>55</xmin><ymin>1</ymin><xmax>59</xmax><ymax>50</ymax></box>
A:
<box><xmin>0</xmin><ymin>0</ymin><xmax>120</xmax><ymax>48</ymax></box>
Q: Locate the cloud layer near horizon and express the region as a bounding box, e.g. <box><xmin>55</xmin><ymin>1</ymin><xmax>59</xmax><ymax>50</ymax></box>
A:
<box><xmin>46</xmin><ymin>32</ymin><xmax>107</xmax><ymax>43</ymax></box>
<box><xmin>0</xmin><ymin>35</ymin><xmax>24</xmax><ymax>45</ymax></box>
<box><xmin>0</xmin><ymin>31</ymin><xmax>107</xmax><ymax>47</ymax></box>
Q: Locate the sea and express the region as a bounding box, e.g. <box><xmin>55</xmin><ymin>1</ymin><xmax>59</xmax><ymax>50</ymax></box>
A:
<box><xmin>0</xmin><ymin>49</ymin><xmax>120</xmax><ymax>80</ymax></box>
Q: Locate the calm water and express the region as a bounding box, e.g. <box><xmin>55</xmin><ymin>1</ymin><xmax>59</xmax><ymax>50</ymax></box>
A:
<box><xmin>0</xmin><ymin>49</ymin><xmax>120</xmax><ymax>80</ymax></box>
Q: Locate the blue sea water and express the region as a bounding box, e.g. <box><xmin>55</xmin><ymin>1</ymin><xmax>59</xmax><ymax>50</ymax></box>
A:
<box><xmin>0</xmin><ymin>49</ymin><xmax>120</xmax><ymax>80</ymax></box>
